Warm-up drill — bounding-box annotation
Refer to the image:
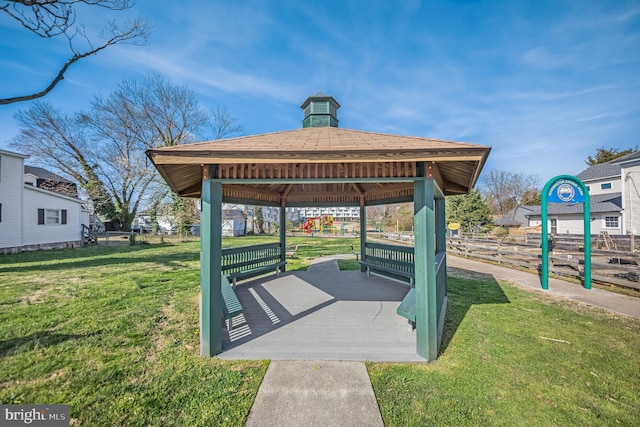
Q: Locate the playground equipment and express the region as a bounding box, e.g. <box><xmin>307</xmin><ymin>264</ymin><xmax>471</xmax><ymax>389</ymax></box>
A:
<box><xmin>302</xmin><ymin>218</ymin><xmax>315</xmax><ymax>233</ymax></box>
<box><xmin>301</xmin><ymin>215</ymin><xmax>337</xmax><ymax>234</ymax></box>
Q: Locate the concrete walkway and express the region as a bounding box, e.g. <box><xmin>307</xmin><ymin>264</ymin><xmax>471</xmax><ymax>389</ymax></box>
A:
<box><xmin>306</xmin><ymin>254</ymin><xmax>353</xmax><ymax>271</ymax></box>
<box><xmin>448</xmin><ymin>255</ymin><xmax>640</xmax><ymax>319</ymax></box>
<box><xmin>245</xmin><ymin>360</ymin><xmax>383</xmax><ymax>427</ymax></box>
<box><xmin>244</xmin><ymin>256</ymin><xmax>385</xmax><ymax>426</ymax></box>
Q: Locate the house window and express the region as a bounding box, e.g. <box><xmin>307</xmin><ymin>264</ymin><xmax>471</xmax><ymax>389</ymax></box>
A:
<box><xmin>38</xmin><ymin>208</ymin><xmax>68</xmax><ymax>225</ymax></box>
<box><xmin>550</xmin><ymin>219</ymin><xmax>557</xmax><ymax>234</ymax></box>
<box><xmin>601</xmin><ymin>182</ymin><xmax>612</xmax><ymax>190</ymax></box>
<box><xmin>605</xmin><ymin>216</ymin><xmax>619</xmax><ymax>228</ymax></box>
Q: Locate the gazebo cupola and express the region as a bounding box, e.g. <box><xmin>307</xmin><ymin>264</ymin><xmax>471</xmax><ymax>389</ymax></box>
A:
<box><xmin>301</xmin><ymin>93</ymin><xmax>340</xmax><ymax>128</ymax></box>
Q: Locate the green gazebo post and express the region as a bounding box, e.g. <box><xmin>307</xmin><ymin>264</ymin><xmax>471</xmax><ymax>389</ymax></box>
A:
<box><xmin>414</xmin><ymin>163</ymin><xmax>438</xmax><ymax>361</ymax></box>
<box><xmin>359</xmin><ymin>196</ymin><xmax>367</xmax><ymax>272</ymax></box>
<box><xmin>200</xmin><ymin>165</ymin><xmax>223</xmax><ymax>356</ymax></box>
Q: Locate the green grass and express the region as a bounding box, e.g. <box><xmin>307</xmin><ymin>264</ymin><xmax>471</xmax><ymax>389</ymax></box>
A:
<box><xmin>281</xmin><ymin>235</ymin><xmax>360</xmax><ymax>270</ymax></box>
<box><xmin>0</xmin><ymin>241</ymin><xmax>266</xmax><ymax>426</ymax></box>
<box><xmin>368</xmin><ymin>275</ymin><xmax>640</xmax><ymax>426</ymax></box>
<box><xmin>2</xmin><ymin>236</ymin><xmax>639</xmax><ymax>425</ymax></box>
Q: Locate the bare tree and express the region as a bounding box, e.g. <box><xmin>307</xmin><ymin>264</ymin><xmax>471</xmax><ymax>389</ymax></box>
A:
<box><xmin>366</xmin><ymin>206</ymin><xmax>386</xmax><ymax>228</ymax></box>
<box><xmin>481</xmin><ymin>169</ymin><xmax>540</xmax><ymax>217</ymax></box>
<box><xmin>10</xmin><ymin>75</ymin><xmax>228</xmax><ymax>230</ymax></box>
<box><xmin>1</xmin><ymin>0</ymin><xmax>149</xmax><ymax>105</ymax></box>
<box><xmin>210</xmin><ymin>105</ymin><xmax>244</xmax><ymax>140</ymax></box>
<box><xmin>11</xmin><ymin>102</ymin><xmax>117</xmax><ymax>218</ymax></box>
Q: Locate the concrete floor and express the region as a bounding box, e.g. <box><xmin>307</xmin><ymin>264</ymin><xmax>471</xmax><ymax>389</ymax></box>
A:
<box><xmin>217</xmin><ymin>269</ymin><xmax>424</xmax><ymax>362</ymax></box>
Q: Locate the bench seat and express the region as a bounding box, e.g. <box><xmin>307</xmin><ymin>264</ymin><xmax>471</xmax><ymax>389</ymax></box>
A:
<box><xmin>396</xmin><ymin>287</ymin><xmax>416</xmax><ymax>330</ymax></box>
<box><xmin>226</xmin><ymin>261</ymin><xmax>286</xmax><ymax>287</ymax></box>
<box><xmin>359</xmin><ymin>261</ymin><xmax>415</xmax><ymax>285</ymax></box>
<box><xmin>285</xmin><ymin>244</ymin><xmax>299</xmax><ymax>258</ymax></box>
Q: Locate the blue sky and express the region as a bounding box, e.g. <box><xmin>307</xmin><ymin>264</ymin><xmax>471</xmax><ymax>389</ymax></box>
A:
<box><xmin>1</xmin><ymin>0</ymin><xmax>639</xmax><ymax>185</ymax></box>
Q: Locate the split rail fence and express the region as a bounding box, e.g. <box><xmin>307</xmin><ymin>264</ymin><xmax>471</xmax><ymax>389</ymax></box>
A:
<box><xmin>447</xmin><ymin>234</ymin><xmax>640</xmax><ymax>291</ymax></box>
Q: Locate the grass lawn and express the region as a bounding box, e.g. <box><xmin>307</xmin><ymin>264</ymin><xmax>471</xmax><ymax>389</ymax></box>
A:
<box><xmin>368</xmin><ymin>274</ymin><xmax>640</xmax><ymax>426</ymax></box>
<box><xmin>1</xmin><ymin>236</ymin><xmax>639</xmax><ymax>425</ymax></box>
<box><xmin>0</xmin><ymin>240</ymin><xmax>266</xmax><ymax>426</ymax></box>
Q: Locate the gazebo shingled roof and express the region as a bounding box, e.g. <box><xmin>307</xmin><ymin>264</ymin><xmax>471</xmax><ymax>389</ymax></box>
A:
<box><xmin>147</xmin><ymin>126</ymin><xmax>490</xmax><ymax>204</ymax></box>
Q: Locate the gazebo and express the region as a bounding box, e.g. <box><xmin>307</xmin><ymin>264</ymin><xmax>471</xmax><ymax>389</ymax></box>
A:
<box><xmin>147</xmin><ymin>94</ymin><xmax>490</xmax><ymax>361</ymax></box>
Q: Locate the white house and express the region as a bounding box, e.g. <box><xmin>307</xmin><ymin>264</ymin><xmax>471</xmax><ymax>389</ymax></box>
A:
<box><xmin>524</xmin><ymin>152</ymin><xmax>640</xmax><ymax>236</ymax></box>
<box><xmin>0</xmin><ymin>149</ymin><xmax>90</xmax><ymax>254</ymax></box>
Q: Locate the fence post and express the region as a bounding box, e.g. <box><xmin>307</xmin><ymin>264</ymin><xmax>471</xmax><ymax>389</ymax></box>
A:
<box><xmin>497</xmin><ymin>240</ymin><xmax>502</xmax><ymax>263</ymax></box>
<box><xmin>631</xmin><ymin>234</ymin><xmax>636</xmax><ymax>252</ymax></box>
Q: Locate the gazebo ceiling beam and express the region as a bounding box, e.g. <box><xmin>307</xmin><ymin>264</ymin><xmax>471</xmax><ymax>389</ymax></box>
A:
<box><xmin>365</xmin><ymin>182</ymin><xmax>414</xmax><ymax>197</ymax></box>
<box><xmin>282</xmin><ymin>184</ymin><xmax>294</xmax><ymax>197</ymax></box>
<box><xmin>224</xmin><ymin>184</ymin><xmax>281</xmax><ymax>199</ymax></box>
<box><xmin>179</xmin><ymin>181</ymin><xmax>203</xmax><ymax>198</ymax></box>
<box><xmin>442</xmin><ymin>180</ymin><xmax>469</xmax><ymax>194</ymax></box>
<box><xmin>351</xmin><ymin>183</ymin><xmax>365</xmax><ymax>195</ymax></box>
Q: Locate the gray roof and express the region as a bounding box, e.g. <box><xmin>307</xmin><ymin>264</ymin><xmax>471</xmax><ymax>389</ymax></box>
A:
<box><xmin>525</xmin><ymin>192</ymin><xmax>622</xmax><ymax>216</ymax></box>
<box><xmin>576</xmin><ymin>150</ymin><xmax>640</xmax><ymax>180</ymax></box>
<box><xmin>612</xmin><ymin>150</ymin><xmax>640</xmax><ymax>164</ymax></box>
<box><xmin>576</xmin><ymin>162</ymin><xmax>621</xmax><ymax>182</ymax></box>
<box><xmin>24</xmin><ymin>165</ymin><xmax>69</xmax><ymax>183</ymax></box>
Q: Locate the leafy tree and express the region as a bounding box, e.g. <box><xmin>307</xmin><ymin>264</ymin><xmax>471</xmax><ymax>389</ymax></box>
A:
<box><xmin>585</xmin><ymin>147</ymin><xmax>637</xmax><ymax>165</ymax></box>
<box><xmin>481</xmin><ymin>169</ymin><xmax>540</xmax><ymax>216</ymax></box>
<box><xmin>1</xmin><ymin>0</ymin><xmax>149</xmax><ymax>104</ymax></box>
<box><xmin>383</xmin><ymin>203</ymin><xmax>413</xmax><ymax>232</ymax></box>
<box><xmin>11</xmin><ymin>74</ymin><xmax>241</xmax><ymax>230</ymax></box>
<box><xmin>446</xmin><ymin>189</ymin><xmax>493</xmax><ymax>232</ymax></box>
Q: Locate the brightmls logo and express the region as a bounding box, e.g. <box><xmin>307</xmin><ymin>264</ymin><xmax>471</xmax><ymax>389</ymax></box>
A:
<box><xmin>1</xmin><ymin>405</ymin><xmax>69</xmax><ymax>426</ymax></box>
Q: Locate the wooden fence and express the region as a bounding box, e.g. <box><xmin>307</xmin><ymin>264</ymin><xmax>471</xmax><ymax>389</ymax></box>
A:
<box><xmin>447</xmin><ymin>236</ymin><xmax>640</xmax><ymax>291</ymax></box>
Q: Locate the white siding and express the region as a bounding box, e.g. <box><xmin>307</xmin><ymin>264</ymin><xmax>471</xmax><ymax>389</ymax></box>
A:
<box><xmin>0</xmin><ymin>153</ymin><xmax>25</xmax><ymax>249</ymax></box>
<box><xmin>529</xmin><ymin>212</ymin><xmax>622</xmax><ymax>235</ymax></box>
<box><xmin>23</xmin><ymin>186</ymin><xmax>83</xmax><ymax>245</ymax></box>
<box><xmin>621</xmin><ymin>163</ymin><xmax>640</xmax><ymax>235</ymax></box>
<box><xmin>584</xmin><ymin>177</ymin><xmax>621</xmax><ymax>195</ymax></box>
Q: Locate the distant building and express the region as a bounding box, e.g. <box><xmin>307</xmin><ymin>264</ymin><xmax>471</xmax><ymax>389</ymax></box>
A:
<box><xmin>298</xmin><ymin>206</ymin><xmax>360</xmax><ymax>221</ymax></box>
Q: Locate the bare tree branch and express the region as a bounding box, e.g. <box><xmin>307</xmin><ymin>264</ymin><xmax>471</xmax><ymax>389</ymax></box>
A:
<box><xmin>210</xmin><ymin>105</ymin><xmax>244</xmax><ymax>140</ymax></box>
<box><xmin>1</xmin><ymin>1</ymin><xmax>149</xmax><ymax>105</ymax></box>
<box><xmin>2</xmin><ymin>1</ymin><xmax>131</xmax><ymax>37</ymax></box>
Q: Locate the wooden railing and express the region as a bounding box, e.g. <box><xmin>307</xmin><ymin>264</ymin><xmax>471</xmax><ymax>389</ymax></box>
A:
<box><xmin>222</xmin><ymin>242</ymin><xmax>283</xmax><ymax>277</ymax></box>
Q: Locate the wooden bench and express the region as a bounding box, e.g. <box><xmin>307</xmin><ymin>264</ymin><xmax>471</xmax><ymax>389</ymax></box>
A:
<box><xmin>285</xmin><ymin>244</ymin><xmax>299</xmax><ymax>258</ymax></box>
<box><xmin>396</xmin><ymin>287</ymin><xmax>416</xmax><ymax>330</ymax></box>
<box><xmin>220</xmin><ymin>275</ymin><xmax>243</xmax><ymax>330</ymax></box>
<box><xmin>359</xmin><ymin>261</ymin><xmax>415</xmax><ymax>285</ymax></box>
<box><xmin>226</xmin><ymin>261</ymin><xmax>286</xmax><ymax>288</ymax></box>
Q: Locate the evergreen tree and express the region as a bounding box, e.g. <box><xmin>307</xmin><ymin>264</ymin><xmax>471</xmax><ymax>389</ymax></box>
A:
<box><xmin>585</xmin><ymin>147</ymin><xmax>637</xmax><ymax>165</ymax></box>
<box><xmin>446</xmin><ymin>189</ymin><xmax>493</xmax><ymax>232</ymax></box>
